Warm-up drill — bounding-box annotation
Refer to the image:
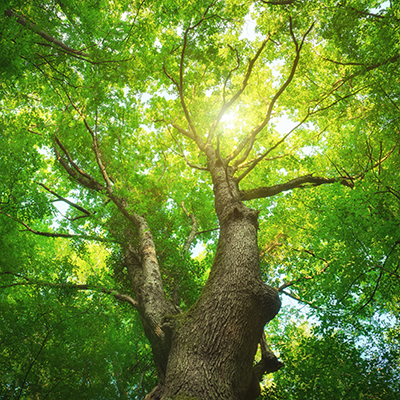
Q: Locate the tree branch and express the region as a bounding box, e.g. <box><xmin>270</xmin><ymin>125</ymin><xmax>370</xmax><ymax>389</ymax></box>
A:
<box><xmin>235</xmin><ymin>111</ymin><xmax>311</xmax><ymax>181</ymax></box>
<box><xmin>181</xmin><ymin>202</ymin><xmax>198</xmax><ymax>253</ymax></box>
<box><xmin>36</xmin><ymin>181</ymin><xmax>91</xmax><ymax>217</ymax></box>
<box><xmin>280</xmin><ymin>289</ymin><xmax>317</xmax><ymax>308</ymax></box>
<box><xmin>253</xmin><ymin>331</ymin><xmax>284</xmax><ymax>382</ymax></box>
<box><xmin>310</xmin><ymin>84</ymin><xmax>370</xmax><ymax>116</ymax></box>
<box><xmin>122</xmin><ymin>0</ymin><xmax>147</xmax><ymax>43</ymax></box>
<box><xmin>207</xmin><ymin>34</ymin><xmax>273</xmax><ymax>145</ymax></box>
<box><xmin>195</xmin><ymin>227</ymin><xmax>219</xmax><ymax>235</ymax></box>
<box><xmin>55</xmin><ymin>123</ymin><xmax>172</xmax><ymax>333</ymax></box>
<box><xmin>0</xmin><ymin>271</ymin><xmax>139</xmax><ymax>308</ymax></box>
<box><xmin>64</xmin><ymin>95</ymin><xmax>114</xmax><ymax>193</ymax></box>
<box><xmin>240</xmin><ymin>173</ymin><xmax>352</xmax><ymax>201</ymax></box>
<box><xmin>237</xmin><ymin>154</ymin><xmax>286</xmax><ymax>170</ymax></box>
<box><xmin>278</xmin><ymin>248</ymin><xmax>329</xmax><ymax>292</ymax></box>
<box><xmin>54</xmin><ymin>135</ymin><xmax>92</xmax><ymax>180</ymax></box>
<box><xmin>227</xmin><ymin>20</ymin><xmax>314</xmax><ymax>166</ymax></box>
<box><xmin>261</xmin><ymin>0</ymin><xmax>295</xmax><ymax>4</ymax></box>
<box><xmin>33</xmin><ymin>51</ymin><xmax>80</xmax><ymax>88</ymax></box>
<box><xmin>5</xmin><ymin>8</ymin><xmax>90</xmax><ymax>57</ymax></box>
<box><xmin>54</xmin><ymin>135</ymin><xmax>106</xmax><ymax>192</ymax></box>
<box><xmin>175</xmin><ymin>3</ymin><xmax>219</xmax><ymax>140</ymax></box>
<box><xmin>348</xmin><ymin>143</ymin><xmax>396</xmax><ymax>183</ymax></box>
<box><xmin>111</xmin><ymin>292</ymin><xmax>140</xmax><ymax>308</ymax></box>
<box><xmin>323</xmin><ymin>54</ymin><xmax>400</xmax><ymax>82</ymax></box>
<box><xmin>16</xmin><ymin>309</ymin><xmax>91</xmax><ymax>400</ymax></box>
<box><xmin>0</xmin><ymin>210</ymin><xmax>113</xmax><ymax>243</ymax></box>
<box><xmin>169</xmin><ymin>130</ymin><xmax>209</xmax><ymax>170</ymax></box>
<box><xmin>222</xmin><ymin>45</ymin><xmax>241</xmax><ymax>104</ymax></box>
<box><xmin>169</xmin><ymin>120</ymin><xmax>196</xmax><ymax>141</ymax></box>
<box><xmin>55</xmin><ymin>132</ymin><xmax>173</xmax><ymax>312</ymax></box>
<box><xmin>349</xmin><ymin>6</ymin><xmax>386</xmax><ymax>19</ymax></box>
<box><xmin>358</xmin><ymin>240</ymin><xmax>400</xmax><ymax>312</ymax></box>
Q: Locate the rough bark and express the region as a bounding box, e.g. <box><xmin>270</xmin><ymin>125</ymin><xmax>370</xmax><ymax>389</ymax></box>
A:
<box><xmin>153</xmin><ymin>160</ymin><xmax>282</xmax><ymax>400</ymax></box>
<box><xmin>124</xmin><ymin>242</ymin><xmax>176</xmax><ymax>384</ymax></box>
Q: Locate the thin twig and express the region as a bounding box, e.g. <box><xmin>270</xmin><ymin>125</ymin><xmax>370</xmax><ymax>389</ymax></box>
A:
<box><xmin>0</xmin><ymin>271</ymin><xmax>138</xmax><ymax>308</ymax></box>
<box><xmin>227</xmin><ymin>20</ymin><xmax>314</xmax><ymax>166</ymax></box>
<box><xmin>0</xmin><ymin>211</ymin><xmax>113</xmax><ymax>243</ymax></box>
<box><xmin>181</xmin><ymin>202</ymin><xmax>198</xmax><ymax>253</ymax></box>
<box><xmin>36</xmin><ymin>181</ymin><xmax>91</xmax><ymax>216</ymax></box>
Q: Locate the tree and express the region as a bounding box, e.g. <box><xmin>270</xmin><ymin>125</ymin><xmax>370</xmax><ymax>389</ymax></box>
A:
<box><xmin>1</xmin><ymin>0</ymin><xmax>399</xmax><ymax>399</ymax></box>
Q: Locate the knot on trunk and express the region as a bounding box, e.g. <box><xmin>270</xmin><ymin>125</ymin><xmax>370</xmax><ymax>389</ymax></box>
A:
<box><xmin>222</xmin><ymin>205</ymin><xmax>259</xmax><ymax>230</ymax></box>
<box><xmin>254</xmin><ymin>283</ymin><xmax>281</xmax><ymax>324</ymax></box>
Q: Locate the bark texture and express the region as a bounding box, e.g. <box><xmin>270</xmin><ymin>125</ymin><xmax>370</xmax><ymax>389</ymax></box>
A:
<box><xmin>154</xmin><ymin>161</ymin><xmax>282</xmax><ymax>400</ymax></box>
<box><xmin>124</xmin><ymin>243</ymin><xmax>176</xmax><ymax>383</ymax></box>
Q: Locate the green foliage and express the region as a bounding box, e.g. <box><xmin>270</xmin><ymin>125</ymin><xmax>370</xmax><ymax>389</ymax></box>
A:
<box><xmin>0</xmin><ymin>217</ymin><xmax>155</xmax><ymax>399</ymax></box>
<box><xmin>263</xmin><ymin>314</ymin><xmax>400</xmax><ymax>399</ymax></box>
<box><xmin>1</xmin><ymin>0</ymin><xmax>399</xmax><ymax>397</ymax></box>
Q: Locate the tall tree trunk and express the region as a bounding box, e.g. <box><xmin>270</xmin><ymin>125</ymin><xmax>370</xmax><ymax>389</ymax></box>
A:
<box><xmin>158</xmin><ymin>161</ymin><xmax>281</xmax><ymax>400</ymax></box>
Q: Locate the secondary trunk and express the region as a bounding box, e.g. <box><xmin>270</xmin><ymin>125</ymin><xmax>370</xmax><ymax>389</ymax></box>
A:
<box><xmin>156</xmin><ymin>161</ymin><xmax>281</xmax><ymax>400</ymax></box>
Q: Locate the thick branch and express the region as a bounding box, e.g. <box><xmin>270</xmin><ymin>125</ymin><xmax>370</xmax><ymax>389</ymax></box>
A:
<box><xmin>240</xmin><ymin>174</ymin><xmax>351</xmax><ymax>201</ymax></box>
<box><xmin>253</xmin><ymin>331</ymin><xmax>284</xmax><ymax>382</ymax></box>
<box><xmin>54</xmin><ymin>136</ymin><xmax>94</xmax><ymax>182</ymax></box>
<box><xmin>108</xmin><ymin>199</ymin><xmax>171</xmax><ymax>316</ymax></box>
<box><xmin>5</xmin><ymin>8</ymin><xmax>90</xmax><ymax>57</ymax></box>
<box><xmin>55</xmin><ymin>125</ymin><xmax>169</xmax><ymax>323</ymax></box>
<box><xmin>53</xmin><ymin>119</ymin><xmax>173</xmax><ymax>375</ymax></box>
<box><xmin>112</xmin><ymin>292</ymin><xmax>140</xmax><ymax>308</ymax></box>
<box><xmin>54</xmin><ymin>136</ymin><xmax>106</xmax><ymax>192</ymax></box>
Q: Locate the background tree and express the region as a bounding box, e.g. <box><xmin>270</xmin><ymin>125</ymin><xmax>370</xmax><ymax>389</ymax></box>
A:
<box><xmin>1</xmin><ymin>0</ymin><xmax>399</xmax><ymax>399</ymax></box>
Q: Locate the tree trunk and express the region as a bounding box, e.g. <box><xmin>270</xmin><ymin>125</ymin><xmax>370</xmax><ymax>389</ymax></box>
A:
<box><xmin>155</xmin><ymin>161</ymin><xmax>281</xmax><ymax>400</ymax></box>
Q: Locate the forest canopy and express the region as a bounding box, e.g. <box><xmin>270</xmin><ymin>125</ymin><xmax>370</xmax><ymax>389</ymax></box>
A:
<box><xmin>1</xmin><ymin>0</ymin><xmax>399</xmax><ymax>399</ymax></box>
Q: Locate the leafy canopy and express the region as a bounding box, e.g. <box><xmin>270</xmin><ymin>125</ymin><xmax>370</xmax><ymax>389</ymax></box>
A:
<box><xmin>1</xmin><ymin>0</ymin><xmax>399</xmax><ymax>398</ymax></box>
